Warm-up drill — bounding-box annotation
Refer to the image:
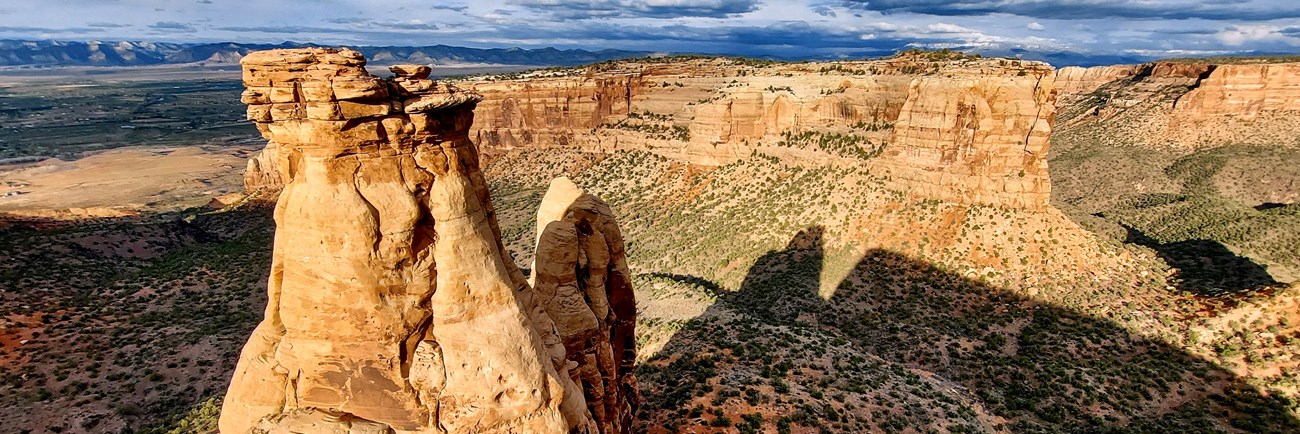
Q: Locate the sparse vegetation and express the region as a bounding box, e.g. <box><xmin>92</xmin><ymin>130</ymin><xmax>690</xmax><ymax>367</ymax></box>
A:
<box><xmin>6</xmin><ymin>53</ymin><xmax>1300</xmax><ymax>434</ymax></box>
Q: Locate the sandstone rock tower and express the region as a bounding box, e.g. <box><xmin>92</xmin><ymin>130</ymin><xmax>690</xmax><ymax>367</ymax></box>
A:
<box><xmin>222</xmin><ymin>48</ymin><xmax>637</xmax><ymax>434</ymax></box>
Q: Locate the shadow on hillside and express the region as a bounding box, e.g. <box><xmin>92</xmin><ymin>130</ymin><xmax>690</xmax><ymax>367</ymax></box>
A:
<box><xmin>1120</xmin><ymin>224</ymin><xmax>1278</xmax><ymax>296</ymax></box>
<box><xmin>641</xmin><ymin>225</ymin><xmax>1298</xmax><ymax>432</ymax></box>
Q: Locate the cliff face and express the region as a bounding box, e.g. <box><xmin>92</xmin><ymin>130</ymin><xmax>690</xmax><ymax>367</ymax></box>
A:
<box><xmin>1175</xmin><ymin>63</ymin><xmax>1300</xmax><ymax>120</ymax></box>
<box><xmin>883</xmin><ymin>69</ymin><xmax>1056</xmax><ymax>208</ymax></box>
<box><xmin>1054</xmin><ymin>64</ymin><xmax>1147</xmax><ymax>95</ymax></box>
<box><xmin>222</xmin><ymin>48</ymin><xmax>636</xmax><ymax>434</ymax></box>
<box><xmin>1053</xmin><ymin>61</ymin><xmax>1300</xmax><ymax>149</ymax></box>
<box><xmin>471</xmin><ymin>74</ymin><xmax>644</xmax><ymax>147</ymax></box>
<box><xmin>465</xmin><ymin>56</ymin><xmax>1057</xmax><ymax>209</ymax></box>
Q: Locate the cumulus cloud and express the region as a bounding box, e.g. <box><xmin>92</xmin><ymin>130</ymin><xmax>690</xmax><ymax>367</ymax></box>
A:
<box><xmin>1216</xmin><ymin>25</ymin><xmax>1299</xmax><ymax>46</ymax></box>
<box><xmin>926</xmin><ymin>23</ymin><xmax>979</xmax><ymax>34</ymax></box>
<box><xmin>1027</xmin><ymin>22</ymin><xmax>1044</xmax><ymax>31</ymax></box>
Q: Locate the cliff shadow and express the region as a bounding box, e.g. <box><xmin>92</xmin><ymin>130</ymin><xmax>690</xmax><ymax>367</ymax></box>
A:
<box><xmin>638</xmin><ymin>225</ymin><xmax>1298</xmax><ymax>433</ymax></box>
<box><xmin>1120</xmin><ymin>223</ymin><xmax>1278</xmax><ymax>296</ymax></box>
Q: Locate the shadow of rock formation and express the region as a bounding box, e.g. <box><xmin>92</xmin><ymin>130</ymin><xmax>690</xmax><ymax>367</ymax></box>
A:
<box><xmin>638</xmin><ymin>225</ymin><xmax>1298</xmax><ymax>433</ymax></box>
<box><xmin>1121</xmin><ymin>223</ymin><xmax>1278</xmax><ymax>295</ymax></box>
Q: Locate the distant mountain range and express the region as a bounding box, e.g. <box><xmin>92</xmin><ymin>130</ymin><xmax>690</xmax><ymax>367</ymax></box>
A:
<box><xmin>0</xmin><ymin>40</ymin><xmax>652</xmax><ymax>67</ymax></box>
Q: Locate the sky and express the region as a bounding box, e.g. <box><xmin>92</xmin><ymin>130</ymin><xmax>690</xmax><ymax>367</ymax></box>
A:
<box><xmin>1</xmin><ymin>0</ymin><xmax>1299</xmax><ymax>60</ymax></box>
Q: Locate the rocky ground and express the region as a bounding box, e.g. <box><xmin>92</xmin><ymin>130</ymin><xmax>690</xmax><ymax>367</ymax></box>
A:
<box><xmin>0</xmin><ymin>206</ymin><xmax>271</xmax><ymax>433</ymax></box>
<box><xmin>2</xmin><ymin>52</ymin><xmax>1299</xmax><ymax>433</ymax></box>
<box><xmin>484</xmin><ymin>146</ymin><xmax>1300</xmax><ymax>433</ymax></box>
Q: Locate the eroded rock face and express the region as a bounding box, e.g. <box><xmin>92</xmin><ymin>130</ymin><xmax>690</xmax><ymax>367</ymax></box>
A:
<box><xmin>882</xmin><ymin>68</ymin><xmax>1057</xmax><ymax>209</ymax></box>
<box><xmin>1175</xmin><ymin>63</ymin><xmax>1300</xmax><ymax>120</ymax></box>
<box><xmin>1054</xmin><ymin>61</ymin><xmax>1300</xmax><ymax>149</ymax></box>
<box><xmin>222</xmin><ymin>48</ymin><xmax>636</xmax><ymax>434</ymax></box>
<box><xmin>531</xmin><ymin>178</ymin><xmax>640</xmax><ymax>434</ymax></box>
<box><xmin>241</xmin><ymin>145</ymin><xmax>282</xmax><ymax>197</ymax></box>
<box><xmin>465</xmin><ymin>57</ymin><xmax>1058</xmax><ymax>209</ymax></box>
<box><xmin>1054</xmin><ymin>64</ymin><xmax>1147</xmax><ymax>96</ymax></box>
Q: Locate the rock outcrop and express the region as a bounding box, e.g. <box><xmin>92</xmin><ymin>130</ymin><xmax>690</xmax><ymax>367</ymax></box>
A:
<box><xmin>1175</xmin><ymin>63</ymin><xmax>1300</xmax><ymax>120</ymax></box>
<box><xmin>241</xmin><ymin>145</ymin><xmax>282</xmax><ymax>198</ymax></box>
<box><xmin>1054</xmin><ymin>60</ymin><xmax>1300</xmax><ymax>149</ymax></box>
<box><xmin>465</xmin><ymin>56</ymin><xmax>1057</xmax><ymax>209</ymax></box>
<box><xmin>1054</xmin><ymin>64</ymin><xmax>1146</xmax><ymax>95</ymax></box>
<box><xmin>881</xmin><ymin>67</ymin><xmax>1056</xmax><ymax>209</ymax></box>
<box><xmin>222</xmin><ymin>48</ymin><xmax>636</xmax><ymax>434</ymax></box>
<box><xmin>531</xmin><ymin>177</ymin><xmax>639</xmax><ymax>433</ymax></box>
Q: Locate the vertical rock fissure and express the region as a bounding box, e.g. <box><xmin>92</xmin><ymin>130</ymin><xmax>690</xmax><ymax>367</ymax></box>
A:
<box><xmin>1023</xmin><ymin>74</ymin><xmax>1047</xmax><ymax>157</ymax></box>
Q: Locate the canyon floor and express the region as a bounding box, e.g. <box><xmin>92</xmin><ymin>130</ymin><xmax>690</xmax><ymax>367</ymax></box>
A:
<box><xmin>2</xmin><ymin>56</ymin><xmax>1299</xmax><ymax>433</ymax></box>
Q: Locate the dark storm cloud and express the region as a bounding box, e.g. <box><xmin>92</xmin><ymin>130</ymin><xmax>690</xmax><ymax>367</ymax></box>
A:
<box><xmin>430</xmin><ymin>5</ymin><xmax>469</xmax><ymax>13</ymax></box>
<box><xmin>838</xmin><ymin>0</ymin><xmax>1300</xmax><ymax>21</ymax></box>
<box><xmin>148</xmin><ymin>21</ymin><xmax>196</xmax><ymax>32</ymax></box>
<box><xmin>511</xmin><ymin>0</ymin><xmax>761</xmax><ymax>19</ymax></box>
<box><xmin>482</xmin><ymin>20</ymin><xmax>934</xmax><ymax>57</ymax></box>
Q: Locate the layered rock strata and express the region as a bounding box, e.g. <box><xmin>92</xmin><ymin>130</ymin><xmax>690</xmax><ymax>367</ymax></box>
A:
<box><xmin>464</xmin><ymin>56</ymin><xmax>1058</xmax><ymax>209</ymax></box>
<box><xmin>1053</xmin><ymin>61</ymin><xmax>1300</xmax><ymax>149</ymax></box>
<box><xmin>1175</xmin><ymin>63</ymin><xmax>1300</xmax><ymax>120</ymax></box>
<box><xmin>881</xmin><ymin>67</ymin><xmax>1056</xmax><ymax>209</ymax></box>
<box><xmin>246</xmin><ymin>55</ymin><xmax>1059</xmax><ymax>208</ymax></box>
<box><xmin>1054</xmin><ymin>64</ymin><xmax>1147</xmax><ymax>95</ymax></box>
<box><xmin>222</xmin><ymin>48</ymin><xmax>636</xmax><ymax>434</ymax></box>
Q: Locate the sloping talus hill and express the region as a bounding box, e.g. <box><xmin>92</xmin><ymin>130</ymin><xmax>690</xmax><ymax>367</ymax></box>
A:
<box><xmin>389</xmin><ymin>53</ymin><xmax>1295</xmax><ymax>432</ymax></box>
<box><xmin>1052</xmin><ymin>59</ymin><xmax>1300</xmax><ymax>285</ymax></box>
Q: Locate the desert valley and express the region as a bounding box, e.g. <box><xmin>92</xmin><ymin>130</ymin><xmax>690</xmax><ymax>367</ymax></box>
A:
<box><xmin>1</xmin><ymin>5</ymin><xmax>1300</xmax><ymax>434</ymax></box>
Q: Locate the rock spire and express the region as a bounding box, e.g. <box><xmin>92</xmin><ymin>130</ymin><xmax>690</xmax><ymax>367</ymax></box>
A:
<box><xmin>221</xmin><ymin>48</ymin><xmax>637</xmax><ymax>434</ymax></box>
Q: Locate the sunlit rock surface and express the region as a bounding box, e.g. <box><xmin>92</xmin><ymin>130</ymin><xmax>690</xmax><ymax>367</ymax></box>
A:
<box><xmin>221</xmin><ymin>47</ymin><xmax>637</xmax><ymax>434</ymax></box>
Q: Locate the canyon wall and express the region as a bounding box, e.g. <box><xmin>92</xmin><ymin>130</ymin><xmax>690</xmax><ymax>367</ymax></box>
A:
<box><xmin>881</xmin><ymin>67</ymin><xmax>1056</xmax><ymax>209</ymax></box>
<box><xmin>223</xmin><ymin>48</ymin><xmax>637</xmax><ymax>434</ymax></box>
<box><xmin>1053</xmin><ymin>60</ymin><xmax>1300</xmax><ymax>149</ymax></box>
<box><xmin>465</xmin><ymin>56</ymin><xmax>1057</xmax><ymax>209</ymax></box>
<box><xmin>1054</xmin><ymin>64</ymin><xmax>1147</xmax><ymax>95</ymax></box>
<box><xmin>1175</xmin><ymin>63</ymin><xmax>1300</xmax><ymax>119</ymax></box>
